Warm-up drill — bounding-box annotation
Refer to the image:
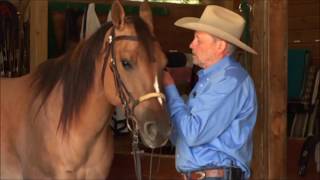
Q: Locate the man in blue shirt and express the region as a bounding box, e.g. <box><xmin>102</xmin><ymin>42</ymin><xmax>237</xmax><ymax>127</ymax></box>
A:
<box><xmin>163</xmin><ymin>5</ymin><xmax>258</xmax><ymax>180</ymax></box>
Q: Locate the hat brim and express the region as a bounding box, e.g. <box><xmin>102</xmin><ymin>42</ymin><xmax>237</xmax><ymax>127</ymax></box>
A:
<box><xmin>175</xmin><ymin>17</ymin><xmax>257</xmax><ymax>55</ymax></box>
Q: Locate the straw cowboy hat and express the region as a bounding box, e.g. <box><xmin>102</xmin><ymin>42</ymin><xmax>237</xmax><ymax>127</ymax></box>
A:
<box><xmin>175</xmin><ymin>5</ymin><xmax>257</xmax><ymax>54</ymax></box>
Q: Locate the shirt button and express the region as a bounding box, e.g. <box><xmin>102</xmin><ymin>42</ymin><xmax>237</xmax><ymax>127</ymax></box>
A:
<box><xmin>176</xmin><ymin>154</ymin><xmax>180</xmax><ymax>158</ymax></box>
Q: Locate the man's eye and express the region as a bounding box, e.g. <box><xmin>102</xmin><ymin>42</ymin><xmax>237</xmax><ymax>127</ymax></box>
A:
<box><xmin>121</xmin><ymin>59</ymin><xmax>133</xmax><ymax>70</ymax></box>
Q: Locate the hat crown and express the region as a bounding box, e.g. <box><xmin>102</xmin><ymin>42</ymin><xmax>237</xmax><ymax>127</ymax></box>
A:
<box><xmin>173</xmin><ymin>5</ymin><xmax>257</xmax><ymax>54</ymax></box>
<box><xmin>200</xmin><ymin>5</ymin><xmax>245</xmax><ymax>39</ymax></box>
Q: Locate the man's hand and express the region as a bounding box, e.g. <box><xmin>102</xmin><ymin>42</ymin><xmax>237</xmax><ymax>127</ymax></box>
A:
<box><xmin>163</xmin><ymin>69</ymin><xmax>175</xmax><ymax>87</ymax></box>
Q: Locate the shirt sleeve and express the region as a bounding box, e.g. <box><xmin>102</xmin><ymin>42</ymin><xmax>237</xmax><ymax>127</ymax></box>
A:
<box><xmin>165</xmin><ymin>76</ymin><xmax>241</xmax><ymax>147</ymax></box>
<box><xmin>164</xmin><ymin>85</ymin><xmax>185</xmax><ymax>145</ymax></box>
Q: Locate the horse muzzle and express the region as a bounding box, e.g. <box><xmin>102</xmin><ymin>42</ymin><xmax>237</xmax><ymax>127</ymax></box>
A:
<box><xmin>135</xmin><ymin>106</ymin><xmax>171</xmax><ymax>149</ymax></box>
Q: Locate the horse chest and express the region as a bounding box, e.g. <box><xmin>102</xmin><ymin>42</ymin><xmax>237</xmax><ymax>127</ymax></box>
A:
<box><xmin>54</xmin><ymin>130</ymin><xmax>113</xmax><ymax>179</ymax></box>
<box><xmin>21</xmin><ymin>130</ymin><xmax>112</xmax><ymax>179</ymax></box>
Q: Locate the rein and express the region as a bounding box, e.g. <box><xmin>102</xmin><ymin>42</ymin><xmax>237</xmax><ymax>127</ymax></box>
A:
<box><xmin>103</xmin><ymin>28</ymin><xmax>165</xmax><ymax>180</ymax></box>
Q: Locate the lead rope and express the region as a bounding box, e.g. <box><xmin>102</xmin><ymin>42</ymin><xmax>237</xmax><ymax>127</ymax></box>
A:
<box><xmin>149</xmin><ymin>149</ymin><xmax>154</xmax><ymax>180</ymax></box>
<box><xmin>132</xmin><ymin>130</ymin><xmax>142</xmax><ymax>180</ymax></box>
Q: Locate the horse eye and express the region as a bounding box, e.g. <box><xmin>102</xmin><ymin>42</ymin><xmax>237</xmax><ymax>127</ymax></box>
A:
<box><xmin>121</xmin><ymin>59</ymin><xmax>133</xmax><ymax>70</ymax></box>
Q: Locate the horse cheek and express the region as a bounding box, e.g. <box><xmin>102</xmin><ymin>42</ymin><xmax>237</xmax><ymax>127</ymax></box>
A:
<box><xmin>103</xmin><ymin>69</ymin><xmax>121</xmax><ymax>106</ymax></box>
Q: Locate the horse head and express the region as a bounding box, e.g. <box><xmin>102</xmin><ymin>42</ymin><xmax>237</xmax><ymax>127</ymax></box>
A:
<box><xmin>102</xmin><ymin>0</ymin><xmax>171</xmax><ymax>148</ymax></box>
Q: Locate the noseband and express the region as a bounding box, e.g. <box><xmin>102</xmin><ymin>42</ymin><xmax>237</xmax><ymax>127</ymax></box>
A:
<box><xmin>102</xmin><ymin>28</ymin><xmax>165</xmax><ymax>180</ymax></box>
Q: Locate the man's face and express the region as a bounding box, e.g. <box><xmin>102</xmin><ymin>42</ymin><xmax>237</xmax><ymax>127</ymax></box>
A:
<box><xmin>189</xmin><ymin>31</ymin><xmax>221</xmax><ymax>68</ymax></box>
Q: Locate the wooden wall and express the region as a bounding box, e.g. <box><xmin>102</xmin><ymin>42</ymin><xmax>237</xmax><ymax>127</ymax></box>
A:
<box><xmin>151</xmin><ymin>1</ymin><xmax>232</xmax><ymax>52</ymax></box>
<box><xmin>288</xmin><ymin>0</ymin><xmax>320</xmax><ymax>67</ymax></box>
<box><xmin>152</xmin><ymin>3</ymin><xmax>204</xmax><ymax>53</ymax></box>
<box><xmin>287</xmin><ymin>0</ymin><xmax>320</xmax><ymax>179</ymax></box>
<box><xmin>47</xmin><ymin>1</ymin><xmax>233</xmax><ymax>55</ymax></box>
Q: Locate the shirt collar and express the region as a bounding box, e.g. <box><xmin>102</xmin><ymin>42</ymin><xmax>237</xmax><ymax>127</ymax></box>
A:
<box><xmin>197</xmin><ymin>55</ymin><xmax>233</xmax><ymax>79</ymax></box>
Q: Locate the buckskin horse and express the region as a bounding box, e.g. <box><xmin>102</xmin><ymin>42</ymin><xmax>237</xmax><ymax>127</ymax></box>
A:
<box><xmin>0</xmin><ymin>1</ymin><xmax>171</xmax><ymax>179</ymax></box>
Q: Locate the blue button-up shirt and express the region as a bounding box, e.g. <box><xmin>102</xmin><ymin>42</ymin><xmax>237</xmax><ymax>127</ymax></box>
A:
<box><xmin>165</xmin><ymin>56</ymin><xmax>257</xmax><ymax>179</ymax></box>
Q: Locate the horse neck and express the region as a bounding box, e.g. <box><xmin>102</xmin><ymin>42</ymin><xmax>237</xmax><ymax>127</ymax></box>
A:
<box><xmin>71</xmin><ymin>73</ymin><xmax>113</xmax><ymax>138</ymax></box>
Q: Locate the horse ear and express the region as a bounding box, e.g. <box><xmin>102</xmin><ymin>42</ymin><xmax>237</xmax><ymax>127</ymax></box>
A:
<box><xmin>111</xmin><ymin>0</ymin><xmax>125</xmax><ymax>29</ymax></box>
<box><xmin>139</xmin><ymin>0</ymin><xmax>154</xmax><ymax>32</ymax></box>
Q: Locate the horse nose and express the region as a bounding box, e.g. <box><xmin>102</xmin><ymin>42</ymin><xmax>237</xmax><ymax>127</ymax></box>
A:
<box><xmin>144</xmin><ymin>121</ymin><xmax>158</xmax><ymax>141</ymax></box>
<box><xmin>144</xmin><ymin>120</ymin><xmax>171</xmax><ymax>141</ymax></box>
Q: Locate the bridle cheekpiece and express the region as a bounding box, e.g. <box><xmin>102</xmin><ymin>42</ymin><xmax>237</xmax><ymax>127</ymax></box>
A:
<box><xmin>102</xmin><ymin>27</ymin><xmax>166</xmax><ymax>180</ymax></box>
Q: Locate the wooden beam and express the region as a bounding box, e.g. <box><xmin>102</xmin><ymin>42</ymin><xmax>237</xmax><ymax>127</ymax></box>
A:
<box><xmin>29</xmin><ymin>0</ymin><xmax>48</xmax><ymax>71</ymax></box>
<box><xmin>268</xmin><ymin>0</ymin><xmax>287</xmax><ymax>178</ymax></box>
<box><xmin>251</xmin><ymin>0</ymin><xmax>287</xmax><ymax>179</ymax></box>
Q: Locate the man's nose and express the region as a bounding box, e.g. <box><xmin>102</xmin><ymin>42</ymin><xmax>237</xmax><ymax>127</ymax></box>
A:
<box><xmin>189</xmin><ymin>39</ymin><xmax>195</xmax><ymax>49</ymax></box>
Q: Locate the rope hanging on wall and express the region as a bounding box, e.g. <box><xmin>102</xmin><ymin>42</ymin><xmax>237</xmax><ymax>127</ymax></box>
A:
<box><xmin>239</xmin><ymin>0</ymin><xmax>252</xmax><ymax>45</ymax></box>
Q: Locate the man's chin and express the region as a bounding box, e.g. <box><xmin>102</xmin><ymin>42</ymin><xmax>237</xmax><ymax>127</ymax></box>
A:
<box><xmin>192</xmin><ymin>59</ymin><xmax>201</xmax><ymax>66</ymax></box>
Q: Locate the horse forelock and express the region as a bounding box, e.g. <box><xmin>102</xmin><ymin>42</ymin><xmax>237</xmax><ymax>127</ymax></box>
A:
<box><xmin>129</xmin><ymin>16</ymin><xmax>156</xmax><ymax>63</ymax></box>
<box><xmin>31</xmin><ymin>22</ymin><xmax>113</xmax><ymax>135</ymax></box>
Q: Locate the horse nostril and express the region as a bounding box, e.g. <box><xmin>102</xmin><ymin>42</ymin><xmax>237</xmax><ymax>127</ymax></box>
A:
<box><xmin>144</xmin><ymin>121</ymin><xmax>157</xmax><ymax>140</ymax></box>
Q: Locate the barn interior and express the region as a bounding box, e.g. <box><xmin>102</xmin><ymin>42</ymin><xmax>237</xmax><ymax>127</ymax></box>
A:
<box><xmin>2</xmin><ymin>0</ymin><xmax>320</xmax><ymax>179</ymax></box>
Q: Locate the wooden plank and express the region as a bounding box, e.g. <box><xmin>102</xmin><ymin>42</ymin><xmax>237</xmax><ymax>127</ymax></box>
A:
<box><xmin>289</xmin><ymin>30</ymin><xmax>320</xmax><ymax>44</ymax></box>
<box><xmin>288</xmin><ymin>0</ymin><xmax>317</xmax><ymax>4</ymax></box>
<box><xmin>268</xmin><ymin>0</ymin><xmax>287</xmax><ymax>178</ymax></box>
<box><xmin>29</xmin><ymin>0</ymin><xmax>48</xmax><ymax>71</ymax></box>
<box><xmin>250</xmin><ymin>0</ymin><xmax>268</xmax><ymax>178</ymax></box>
<box><xmin>288</xmin><ymin>0</ymin><xmax>320</xmax><ymax>69</ymax></box>
<box><xmin>288</xmin><ymin>1</ymin><xmax>320</xmax><ymax>17</ymax></box>
<box><xmin>288</xmin><ymin>16</ymin><xmax>320</xmax><ymax>30</ymax></box>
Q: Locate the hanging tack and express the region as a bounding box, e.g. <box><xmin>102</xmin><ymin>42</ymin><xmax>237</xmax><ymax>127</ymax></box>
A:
<box><xmin>239</xmin><ymin>1</ymin><xmax>252</xmax><ymax>13</ymax></box>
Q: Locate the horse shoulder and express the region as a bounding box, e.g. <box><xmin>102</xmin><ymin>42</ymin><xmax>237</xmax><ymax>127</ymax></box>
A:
<box><xmin>1</xmin><ymin>75</ymin><xmax>34</xmax><ymax>179</ymax></box>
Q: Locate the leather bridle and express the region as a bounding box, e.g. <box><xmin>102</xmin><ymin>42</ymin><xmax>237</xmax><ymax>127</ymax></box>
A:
<box><xmin>102</xmin><ymin>28</ymin><xmax>165</xmax><ymax>180</ymax></box>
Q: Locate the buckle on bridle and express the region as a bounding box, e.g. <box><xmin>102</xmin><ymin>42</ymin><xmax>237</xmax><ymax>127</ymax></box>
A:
<box><xmin>108</xmin><ymin>35</ymin><xmax>113</xmax><ymax>44</ymax></box>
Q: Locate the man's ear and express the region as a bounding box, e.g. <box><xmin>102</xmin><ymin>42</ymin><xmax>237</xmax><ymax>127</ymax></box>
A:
<box><xmin>139</xmin><ymin>0</ymin><xmax>154</xmax><ymax>33</ymax></box>
<box><xmin>111</xmin><ymin>0</ymin><xmax>125</xmax><ymax>30</ymax></box>
<box><xmin>217</xmin><ymin>40</ymin><xmax>228</xmax><ymax>54</ymax></box>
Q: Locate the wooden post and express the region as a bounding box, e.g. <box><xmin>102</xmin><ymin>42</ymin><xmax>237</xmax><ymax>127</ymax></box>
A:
<box><xmin>28</xmin><ymin>0</ymin><xmax>48</xmax><ymax>71</ymax></box>
<box><xmin>268</xmin><ymin>1</ymin><xmax>287</xmax><ymax>178</ymax></box>
<box><xmin>251</xmin><ymin>0</ymin><xmax>287</xmax><ymax>179</ymax></box>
